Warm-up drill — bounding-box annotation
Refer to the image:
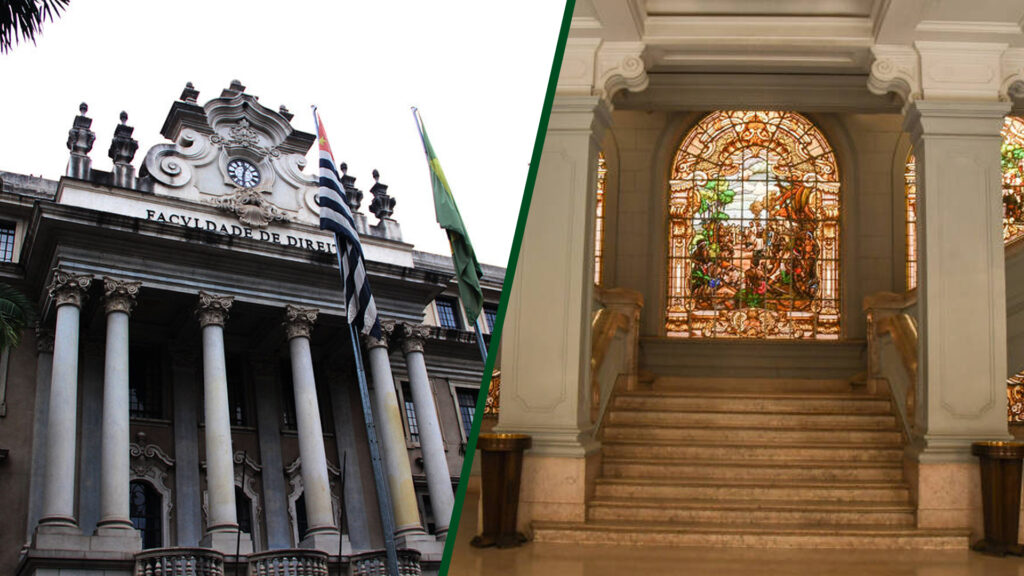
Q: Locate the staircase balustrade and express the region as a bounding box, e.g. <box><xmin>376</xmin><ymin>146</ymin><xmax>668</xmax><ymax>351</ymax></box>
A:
<box><xmin>590</xmin><ymin>287</ymin><xmax>643</xmax><ymax>433</ymax></box>
<box><xmin>864</xmin><ymin>290</ymin><xmax>918</xmax><ymax>440</ymax></box>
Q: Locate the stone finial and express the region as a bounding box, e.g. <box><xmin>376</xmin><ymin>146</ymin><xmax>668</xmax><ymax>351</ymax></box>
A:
<box><xmin>102</xmin><ymin>277</ymin><xmax>142</xmax><ymax>315</ymax></box>
<box><xmin>195</xmin><ymin>291</ymin><xmax>234</xmax><ymax>328</ymax></box>
<box><xmin>283</xmin><ymin>305</ymin><xmax>318</xmax><ymax>340</ymax></box>
<box><xmin>180</xmin><ymin>81</ymin><xmax>200</xmax><ymax>103</ymax></box>
<box><xmin>278</xmin><ymin>104</ymin><xmax>294</xmax><ymax>121</ymax></box>
<box><xmin>369</xmin><ymin>169</ymin><xmax>396</xmax><ymax>220</ymax></box>
<box><xmin>339</xmin><ymin>162</ymin><xmax>364</xmax><ymax>212</ymax></box>
<box><xmin>108</xmin><ymin>111</ymin><xmax>139</xmax><ymax>188</ymax></box>
<box><xmin>66</xmin><ymin>102</ymin><xmax>96</xmax><ymax>179</ymax></box>
<box><xmin>362</xmin><ymin>319</ymin><xmax>395</xmax><ymax>350</ymax></box>
<box><xmin>47</xmin><ymin>269</ymin><xmax>93</xmax><ymax>309</ymax></box>
<box><xmin>397</xmin><ymin>322</ymin><xmax>431</xmax><ymax>355</ymax></box>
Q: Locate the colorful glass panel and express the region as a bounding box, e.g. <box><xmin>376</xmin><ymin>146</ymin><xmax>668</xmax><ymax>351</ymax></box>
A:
<box><xmin>595</xmin><ymin>152</ymin><xmax>607</xmax><ymax>285</ymax></box>
<box><xmin>666</xmin><ymin>111</ymin><xmax>840</xmax><ymax>340</ymax></box>
<box><xmin>905</xmin><ymin>153</ymin><xmax>918</xmax><ymax>290</ymax></box>
<box><xmin>1009</xmin><ymin>371</ymin><xmax>1024</xmax><ymax>423</ymax></box>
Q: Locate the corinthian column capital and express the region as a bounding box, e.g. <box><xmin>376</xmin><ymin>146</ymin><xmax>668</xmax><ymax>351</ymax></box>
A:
<box><xmin>284</xmin><ymin>305</ymin><xmax>319</xmax><ymax>340</ymax></box>
<box><xmin>196</xmin><ymin>291</ymin><xmax>234</xmax><ymax>328</ymax></box>
<box><xmin>102</xmin><ymin>277</ymin><xmax>141</xmax><ymax>315</ymax></box>
<box><xmin>362</xmin><ymin>319</ymin><xmax>395</xmax><ymax>350</ymax></box>
<box><xmin>397</xmin><ymin>322</ymin><xmax>431</xmax><ymax>355</ymax></box>
<box><xmin>48</xmin><ymin>269</ymin><xmax>93</xmax><ymax>309</ymax></box>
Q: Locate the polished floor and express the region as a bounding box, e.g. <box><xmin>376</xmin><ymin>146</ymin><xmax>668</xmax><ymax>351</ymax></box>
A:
<box><xmin>448</xmin><ymin>489</ymin><xmax>1024</xmax><ymax>576</ymax></box>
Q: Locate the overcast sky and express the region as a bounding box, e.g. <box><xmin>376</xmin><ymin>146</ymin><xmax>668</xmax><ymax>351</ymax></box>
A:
<box><xmin>0</xmin><ymin>0</ymin><xmax>565</xmax><ymax>267</ymax></box>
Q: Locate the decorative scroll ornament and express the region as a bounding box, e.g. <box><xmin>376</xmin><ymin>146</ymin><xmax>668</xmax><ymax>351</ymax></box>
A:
<box><xmin>205</xmin><ymin>187</ymin><xmax>290</xmax><ymax>228</ymax></box>
<box><xmin>284</xmin><ymin>305</ymin><xmax>319</xmax><ymax>340</ymax></box>
<box><xmin>397</xmin><ymin>322</ymin><xmax>430</xmax><ymax>355</ymax></box>
<box><xmin>103</xmin><ymin>277</ymin><xmax>142</xmax><ymax>315</ymax></box>
<box><xmin>210</xmin><ymin>119</ymin><xmax>280</xmax><ymax>158</ymax></box>
<box><xmin>35</xmin><ymin>326</ymin><xmax>54</xmax><ymax>355</ymax></box>
<box><xmin>196</xmin><ymin>291</ymin><xmax>234</xmax><ymax>328</ymax></box>
<box><xmin>48</xmin><ymin>269</ymin><xmax>93</xmax><ymax>308</ymax></box>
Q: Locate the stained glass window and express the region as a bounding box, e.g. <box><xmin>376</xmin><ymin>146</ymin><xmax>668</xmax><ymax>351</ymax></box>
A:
<box><xmin>595</xmin><ymin>152</ymin><xmax>607</xmax><ymax>285</ymax></box>
<box><xmin>905</xmin><ymin>153</ymin><xmax>918</xmax><ymax>290</ymax></box>
<box><xmin>1010</xmin><ymin>371</ymin><xmax>1024</xmax><ymax>423</ymax></box>
<box><xmin>906</xmin><ymin>116</ymin><xmax>1024</xmax><ymax>290</ymax></box>
<box><xmin>666</xmin><ymin>111</ymin><xmax>840</xmax><ymax>340</ymax></box>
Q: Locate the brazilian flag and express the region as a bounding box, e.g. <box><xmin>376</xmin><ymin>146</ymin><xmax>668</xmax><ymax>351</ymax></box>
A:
<box><xmin>413</xmin><ymin>109</ymin><xmax>484</xmax><ymax>324</ymax></box>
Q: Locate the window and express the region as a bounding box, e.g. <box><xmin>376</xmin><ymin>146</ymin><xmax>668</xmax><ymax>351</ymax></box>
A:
<box><xmin>226</xmin><ymin>355</ymin><xmax>249</xmax><ymax>426</ymax></box>
<box><xmin>236</xmin><ymin>486</ymin><xmax>253</xmax><ymax>535</ymax></box>
<box><xmin>483</xmin><ymin>304</ymin><xmax>498</xmax><ymax>332</ymax></box>
<box><xmin>595</xmin><ymin>152</ymin><xmax>607</xmax><ymax>285</ymax></box>
<box><xmin>455</xmin><ymin>387</ymin><xmax>478</xmax><ymax>441</ymax></box>
<box><xmin>400</xmin><ymin>382</ymin><xmax>419</xmax><ymax>444</ymax></box>
<box><xmin>296</xmin><ymin>492</ymin><xmax>308</xmax><ymax>541</ymax></box>
<box><xmin>0</xmin><ymin>221</ymin><xmax>14</xmax><ymax>263</ymax></box>
<box><xmin>905</xmin><ymin>152</ymin><xmax>918</xmax><ymax>290</ymax></box>
<box><xmin>129</xmin><ymin>346</ymin><xmax>163</xmax><ymax>419</ymax></box>
<box><xmin>129</xmin><ymin>481</ymin><xmax>162</xmax><ymax>549</ymax></box>
<box><xmin>418</xmin><ymin>491</ymin><xmax>436</xmax><ymax>534</ymax></box>
<box><xmin>666</xmin><ymin>111</ymin><xmax>840</xmax><ymax>340</ymax></box>
<box><xmin>435</xmin><ymin>297</ymin><xmax>461</xmax><ymax>330</ymax></box>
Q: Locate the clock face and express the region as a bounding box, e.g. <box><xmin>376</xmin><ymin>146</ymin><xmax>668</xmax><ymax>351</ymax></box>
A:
<box><xmin>227</xmin><ymin>159</ymin><xmax>261</xmax><ymax>188</ymax></box>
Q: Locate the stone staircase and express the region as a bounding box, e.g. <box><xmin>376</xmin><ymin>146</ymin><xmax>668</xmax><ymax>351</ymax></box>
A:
<box><xmin>532</xmin><ymin>377</ymin><xmax>969</xmax><ymax>549</ymax></box>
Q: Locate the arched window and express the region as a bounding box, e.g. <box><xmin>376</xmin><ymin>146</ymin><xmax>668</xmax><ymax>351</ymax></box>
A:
<box><xmin>594</xmin><ymin>151</ymin><xmax>607</xmax><ymax>285</ymax></box>
<box><xmin>906</xmin><ymin>116</ymin><xmax>1024</xmax><ymax>289</ymax></box>
<box><xmin>130</xmin><ymin>480</ymin><xmax>163</xmax><ymax>549</ymax></box>
<box><xmin>666</xmin><ymin>111</ymin><xmax>840</xmax><ymax>339</ymax></box>
<box><xmin>236</xmin><ymin>486</ymin><xmax>253</xmax><ymax>535</ymax></box>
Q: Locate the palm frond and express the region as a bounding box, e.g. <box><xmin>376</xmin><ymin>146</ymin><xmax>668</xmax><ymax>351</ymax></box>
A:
<box><xmin>0</xmin><ymin>282</ymin><xmax>36</xmax><ymax>350</ymax></box>
<box><xmin>0</xmin><ymin>0</ymin><xmax>70</xmax><ymax>54</ymax></box>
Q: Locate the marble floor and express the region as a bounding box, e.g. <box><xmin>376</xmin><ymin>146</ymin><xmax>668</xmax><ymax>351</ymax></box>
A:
<box><xmin>447</xmin><ymin>489</ymin><xmax>1024</xmax><ymax>576</ymax></box>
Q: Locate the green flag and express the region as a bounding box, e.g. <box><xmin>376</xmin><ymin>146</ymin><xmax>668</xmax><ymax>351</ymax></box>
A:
<box><xmin>413</xmin><ymin>108</ymin><xmax>484</xmax><ymax>323</ymax></box>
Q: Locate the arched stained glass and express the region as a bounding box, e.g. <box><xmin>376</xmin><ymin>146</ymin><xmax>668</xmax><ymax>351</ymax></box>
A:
<box><xmin>594</xmin><ymin>152</ymin><xmax>607</xmax><ymax>285</ymax></box>
<box><xmin>666</xmin><ymin>111</ymin><xmax>840</xmax><ymax>340</ymax></box>
<box><xmin>905</xmin><ymin>116</ymin><xmax>1024</xmax><ymax>289</ymax></box>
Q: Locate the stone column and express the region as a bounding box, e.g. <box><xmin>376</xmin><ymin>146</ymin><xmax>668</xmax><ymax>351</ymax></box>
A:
<box><xmin>26</xmin><ymin>327</ymin><xmax>54</xmax><ymax>541</ymax></box>
<box><xmin>38</xmin><ymin>270</ymin><xmax>92</xmax><ymax>531</ymax></box>
<box><xmin>397</xmin><ymin>323</ymin><xmax>454</xmax><ymax>537</ymax></box>
<box><xmin>284</xmin><ymin>305</ymin><xmax>342</xmax><ymax>552</ymax></box>
<box><xmin>363</xmin><ymin>325</ymin><xmax>424</xmax><ymax>539</ymax></box>
<box><xmin>96</xmin><ymin>278</ymin><xmax>141</xmax><ymax>539</ymax></box>
<box><xmin>905</xmin><ymin>101</ymin><xmax>1014</xmax><ymax>456</ymax></box>
<box><xmin>196</xmin><ymin>291</ymin><xmax>248</xmax><ymax>553</ymax></box>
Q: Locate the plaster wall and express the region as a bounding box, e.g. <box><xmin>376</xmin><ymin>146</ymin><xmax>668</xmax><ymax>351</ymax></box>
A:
<box><xmin>0</xmin><ymin>332</ymin><xmax>39</xmax><ymax>575</ymax></box>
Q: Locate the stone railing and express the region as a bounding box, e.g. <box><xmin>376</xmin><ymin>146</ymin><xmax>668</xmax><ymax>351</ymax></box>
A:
<box><xmin>864</xmin><ymin>290</ymin><xmax>918</xmax><ymax>440</ymax></box>
<box><xmin>135</xmin><ymin>548</ymin><xmax>225</xmax><ymax>576</ymax></box>
<box><xmin>349</xmin><ymin>549</ymin><xmax>421</xmax><ymax>576</ymax></box>
<box><xmin>590</xmin><ymin>287</ymin><xmax>643</xmax><ymax>431</ymax></box>
<box><xmin>247</xmin><ymin>549</ymin><xmax>329</xmax><ymax>576</ymax></box>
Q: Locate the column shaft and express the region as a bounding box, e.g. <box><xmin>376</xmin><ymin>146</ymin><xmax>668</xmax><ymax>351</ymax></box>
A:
<box><xmin>40</xmin><ymin>303</ymin><xmax>82</xmax><ymax>526</ymax></box>
<box><xmin>289</xmin><ymin>335</ymin><xmax>336</xmax><ymax>534</ymax></box>
<box><xmin>202</xmin><ymin>321</ymin><xmax>237</xmax><ymax>532</ymax></box>
<box><xmin>366</xmin><ymin>342</ymin><xmax>423</xmax><ymax>536</ymax></box>
<box><xmin>403</xmin><ymin>344</ymin><xmax>453</xmax><ymax>535</ymax></box>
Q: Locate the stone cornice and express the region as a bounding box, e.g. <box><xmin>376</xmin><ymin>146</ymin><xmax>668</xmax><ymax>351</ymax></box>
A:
<box><xmin>47</xmin><ymin>269</ymin><xmax>92</xmax><ymax>309</ymax></box>
<box><xmin>196</xmin><ymin>291</ymin><xmax>234</xmax><ymax>328</ymax></box>
<box><xmin>284</xmin><ymin>304</ymin><xmax>318</xmax><ymax>341</ymax></box>
<box><xmin>103</xmin><ymin>277</ymin><xmax>141</xmax><ymax>315</ymax></box>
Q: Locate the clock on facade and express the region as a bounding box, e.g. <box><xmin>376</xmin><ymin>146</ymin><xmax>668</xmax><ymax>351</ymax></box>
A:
<box><xmin>227</xmin><ymin>159</ymin><xmax>261</xmax><ymax>188</ymax></box>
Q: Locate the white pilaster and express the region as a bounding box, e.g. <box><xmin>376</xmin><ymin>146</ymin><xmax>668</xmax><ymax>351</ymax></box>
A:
<box><xmin>196</xmin><ymin>291</ymin><xmax>248</xmax><ymax>553</ymax></box>
<box><xmin>398</xmin><ymin>323</ymin><xmax>454</xmax><ymax>537</ymax></box>
<box><xmin>38</xmin><ymin>270</ymin><xmax>92</xmax><ymax>531</ymax></box>
<box><xmin>363</xmin><ymin>326</ymin><xmax>424</xmax><ymax>538</ymax></box>
<box><xmin>284</xmin><ymin>305</ymin><xmax>341</xmax><ymax>552</ymax></box>
<box><xmin>96</xmin><ymin>278</ymin><xmax>142</xmax><ymax>545</ymax></box>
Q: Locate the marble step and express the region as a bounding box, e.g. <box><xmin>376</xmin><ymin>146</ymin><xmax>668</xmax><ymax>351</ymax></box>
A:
<box><xmin>592</xmin><ymin>478</ymin><xmax>910</xmax><ymax>503</ymax></box>
<box><xmin>612</xmin><ymin>393</ymin><xmax>891</xmax><ymax>415</ymax></box>
<box><xmin>600</xmin><ymin>458</ymin><xmax>905</xmax><ymax>482</ymax></box>
<box><xmin>587</xmin><ymin>499</ymin><xmax>917</xmax><ymax>526</ymax></box>
<box><xmin>532</xmin><ymin>521</ymin><xmax>968</xmax><ymax>550</ymax></box>
<box><xmin>602</xmin><ymin>425</ymin><xmax>902</xmax><ymax>444</ymax></box>
<box><xmin>606</xmin><ymin>410</ymin><xmax>897</xmax><ymax>429</ymax></box>
<box><xmin>601</xmin><ymin>440</ymin><xmax>904</xmax><ymax>463</ymax></box>
<box><xmin>652</xmin><ymin>377</ymin><xmax>861</xmax><ymax>394</ymax></box>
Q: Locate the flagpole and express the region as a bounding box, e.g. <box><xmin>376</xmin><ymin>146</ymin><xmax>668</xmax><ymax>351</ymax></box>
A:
<box><xmin>474</xmin><ymin>318</ymin><xmax>489</xmax><ymax>364</ymax></box>
<box><xmin>344</xmin><ymin>267</ymin><xmax>401</xmax><ymax>576</ymax></box>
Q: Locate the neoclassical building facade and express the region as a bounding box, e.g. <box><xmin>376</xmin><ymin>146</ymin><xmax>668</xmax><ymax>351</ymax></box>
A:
<box><xmin>493</xmin><ymin>0</ymin><xmax>1024</xmax><ymax>551</ymax></box>
<box><xmin>0</xmin><ymin>81</ymin><xmax>501</xmax><ymax>575</ymax></box>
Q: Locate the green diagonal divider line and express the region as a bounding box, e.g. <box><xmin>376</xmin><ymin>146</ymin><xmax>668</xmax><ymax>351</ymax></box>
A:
<box><xmin>437</xmin><ymin>1</ymin><xmax>576</xmax><ymax>573</ymax></box>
